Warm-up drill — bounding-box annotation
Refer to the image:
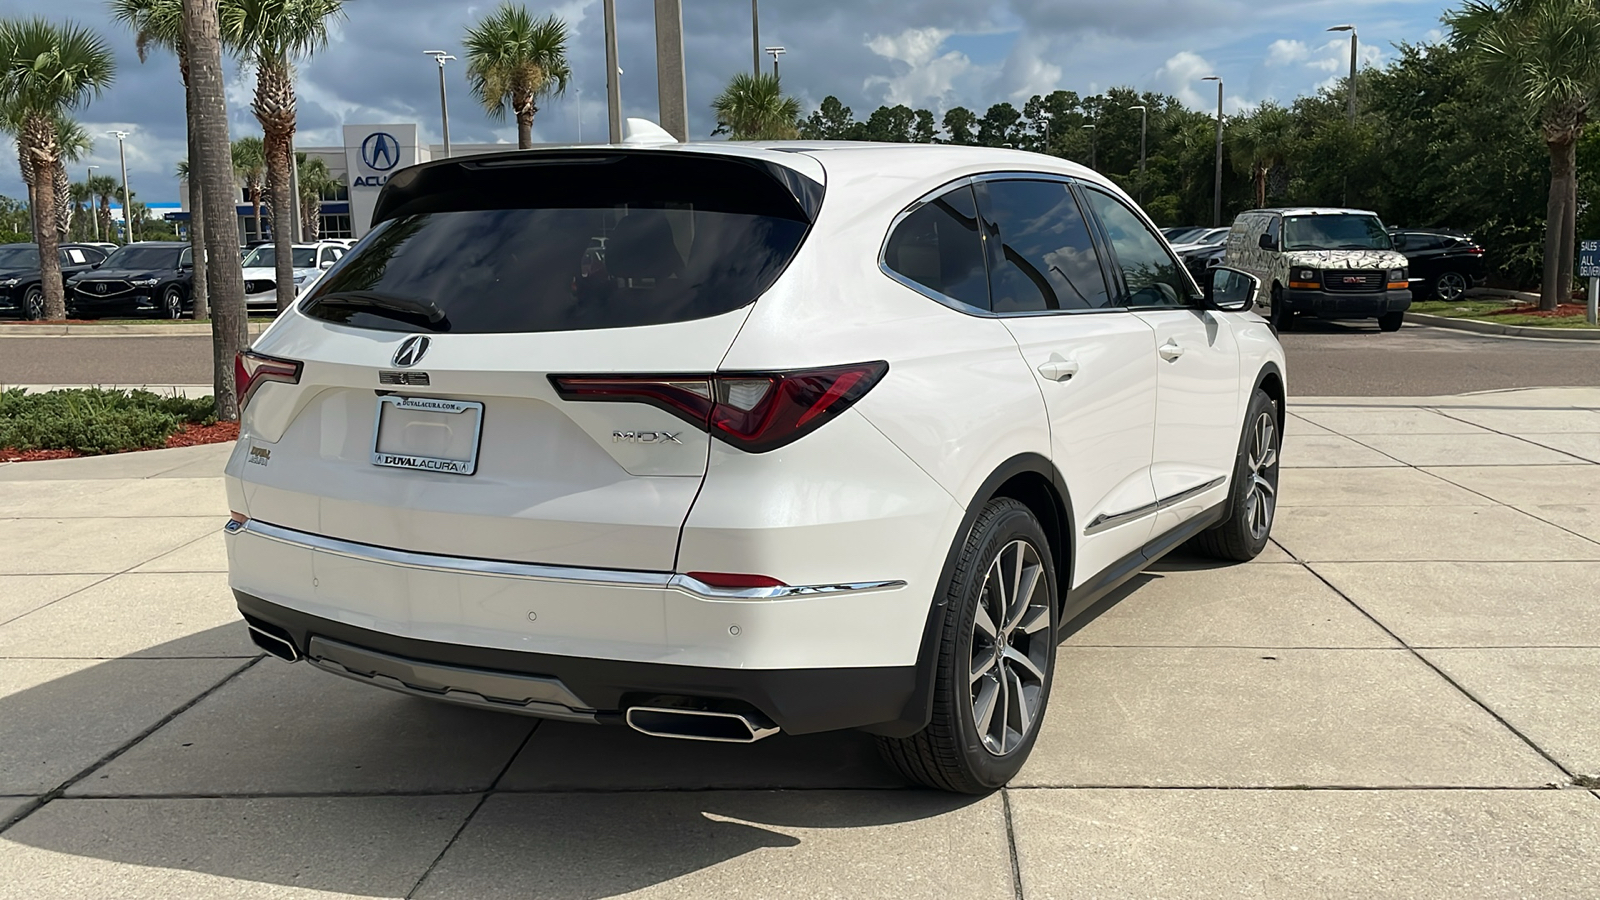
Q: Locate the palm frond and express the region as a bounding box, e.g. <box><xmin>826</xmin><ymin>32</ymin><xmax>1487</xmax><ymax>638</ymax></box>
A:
<box><xmin>463</xmin><ymin>3</ymin><xmax>570</xmax><ymax>117</ymax></box>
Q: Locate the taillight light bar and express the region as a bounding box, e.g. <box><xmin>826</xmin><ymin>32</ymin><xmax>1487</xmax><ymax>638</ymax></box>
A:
<box><xmin>551</xmin><ymin>361</ymin><xmax>889</xmax><ymax>453</ymax></box>
<box><xmin>235</xmin><ymin>350</ymin><xmax>303</xmax><ymax>408</ymax></box>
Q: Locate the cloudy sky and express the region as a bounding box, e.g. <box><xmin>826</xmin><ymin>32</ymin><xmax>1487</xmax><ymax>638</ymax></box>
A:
<box><xmin>3</xmin><ymin>0</ymin><xmax>1454</xmax><ymax>204</ymax></box>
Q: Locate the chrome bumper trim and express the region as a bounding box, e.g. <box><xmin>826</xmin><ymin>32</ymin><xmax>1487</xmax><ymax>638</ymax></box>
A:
<box><xmin>227</xmin><ymin>518</ymin><xmax>906</xmax><ymax>601</ymax></box>
<box><xmin>1083</xmin><ymin>475</ymin><xmax>1228</xmax><ymax>536</ymax></box>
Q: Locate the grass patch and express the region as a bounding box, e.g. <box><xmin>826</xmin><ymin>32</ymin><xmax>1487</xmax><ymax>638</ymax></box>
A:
<box><xmin>1411</xmin><ymin>300</ymin><xmax>1597</xmax><ymax>329</ymax></box>
<box><xmin>0</xmin><ymin>388</ymin><xmax>217</xmax><ymax>455</ymax></box>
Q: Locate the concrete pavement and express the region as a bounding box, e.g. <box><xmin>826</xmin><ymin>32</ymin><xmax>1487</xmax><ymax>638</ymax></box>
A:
<box><xmin>1</xmin><ymin>388</ymin><xmax>1598</xmax><ymax>898</ymax></box>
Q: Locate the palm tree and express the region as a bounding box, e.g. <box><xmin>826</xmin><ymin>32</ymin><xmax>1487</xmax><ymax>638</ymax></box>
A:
<box><xmin>110</xmin><ymin>0</ymin><xmax>217</xmax><ymax>318</ymax></box>
<box><xmin>463</xmin><ymin>4</ymin><xmax>571</xmax><ymax>148</ymax></box>
<box><xmin>0</xmin><ymin>19</ymin><xmax>115</xmax><ymax>319</ymax></box>
<box><xmin>52</xmin><ymin>118</ymin><xmax>91</xmax><ymax>239</ymax></box>
<box><xmin>87</xmin><ymin>172</ymin><xmax>118</xmax><ymax>239</ymax></box>
<box><xmin>1449</xmin><ymin>0</ymin><xmax>1600</xmax><ymax>310</ymax></box>
<box><xmin>295</xmin><ymin>151</ymin><xmax>336</xmax><ymax>240</ymax></box>
<box><xmin>1230</xmin><ymin>104</ymin><xmax>1294</xmax><ymax>209</ymax></box>
<box><xmin>711</xmin><ymin>73</ymin><xmax>801</xmax><ymax>140</ymax></box>
<box><xmin>69</xmin><ymin>178</ymin><xmax>92</xmax><ymax>239</ymax></box>
<box><xmin>231</xmin><ymin>135</ymin><xmax>266</xmax><ymax>241</ymax></box>
<box><xmin>228</xmin><ymin>0</ymin><xmax>346</xmax><ymax>312</ymax></box>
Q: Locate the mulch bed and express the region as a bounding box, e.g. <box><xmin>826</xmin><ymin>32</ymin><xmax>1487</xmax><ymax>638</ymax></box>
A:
<box><xmin>0</xmin><ymin>421</ymin><xmax>239</xmax><ymax>463</ymax></box>
<box><xmin>1482</xmin><ymin>303</ymin><xmax>1590</xmax><ymax>319</ymax></box>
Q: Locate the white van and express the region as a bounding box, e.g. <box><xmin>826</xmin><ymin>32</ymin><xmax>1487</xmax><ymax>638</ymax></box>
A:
<box><xmin>1223</xmin><ymin>208</ymin><xmax>1411</xmax><ymax>332</ymax></box>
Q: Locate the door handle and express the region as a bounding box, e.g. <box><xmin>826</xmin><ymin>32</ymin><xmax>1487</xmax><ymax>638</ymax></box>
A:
<box><xmin>1037</xmin><ymin>355</ymin><xmax>1079</xmax><ymax>382</ymax></box>
<box><xmin>1158</xmin><ymin>340</ymin><xmax>1185</xmax><ymax>361</ymax></box>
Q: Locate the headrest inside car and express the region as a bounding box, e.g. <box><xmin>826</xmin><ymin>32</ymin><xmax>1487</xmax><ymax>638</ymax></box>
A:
<box><xmin>606</xmin><ymin>211</ymin><xmax>684</xmax><ymax>280</ymax></box>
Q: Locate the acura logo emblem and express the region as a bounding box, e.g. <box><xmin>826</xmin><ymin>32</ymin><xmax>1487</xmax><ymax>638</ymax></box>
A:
<box><xmin>95</xmin><ymin>283</ymin><xmax>106</xmax><ymax>293</ymax></box>
<box><xmin>392</xmin><ymin>335</ymin><xmax>430</xmax><ymax>368</ymax></box>
<box><xmin>361</xmin><ymin>132</ymin><xmax>401</xmax><ymax>172</ymax></box>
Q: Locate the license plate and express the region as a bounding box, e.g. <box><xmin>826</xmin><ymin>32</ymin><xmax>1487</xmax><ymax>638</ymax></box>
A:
<box><xmin>370</xmin><ymin>396</ymin><xmax>484</xmax><ymax>475</ymax></box>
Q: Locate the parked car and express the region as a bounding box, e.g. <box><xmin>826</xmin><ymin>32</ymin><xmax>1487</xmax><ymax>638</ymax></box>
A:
<box><xmin>241</xmin><ymin>241</ymin><xmax>347</xmax><ymax>312</ymax></box>
<box><xmin>225</xmin><ymin>141</ymin><xmax>1286</xmax><ymax>793</ymax></box>
<box><xmin>79</xmin><ymin>242</ymin><xmax>119</xmax><ymax>254</ymax></box>
<box><xmin>1168</xmin><ymin>227</ymin><xmax>1230</xmax><ymax>256</ymax></box>
<box><xmin>1161</xmin><ymin>226</ymin><xmax>1207</xmax><ymax>243</ymax></box>
<box><xmin>1389</xmin><ymin>228</ymin><xmax>1486</xmax><ymax>302</ymax></box>
<box><xmin>0</xmin><ymin>243</ymin><xmax>109</xmax><ymax>319</ymax></box>
<box><xmin>1180</xmin><ymin>243</ymin><xmax>1228</xmax><ymax>285</ymax></box>
<box><xmin>1223</xmin><ymin>207</ymin><xmax>1412</xmax><ymax>332</ymax></box>
<box><xmin>65</xmin><ymin>241</ymin><xmax>195</xmax><ymax>319</ymax></box>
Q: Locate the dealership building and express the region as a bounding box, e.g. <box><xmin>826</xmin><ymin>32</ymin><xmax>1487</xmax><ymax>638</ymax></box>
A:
<box><xmin>177</xmin><ymin>124</ymin><xmax>514</xmax><ymax>242</ymax></box>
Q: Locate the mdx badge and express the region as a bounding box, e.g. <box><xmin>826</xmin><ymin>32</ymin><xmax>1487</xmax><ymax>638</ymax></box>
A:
<box><xmin>613</xmin><ymin>431</ymin><xmax>682</xmax><ymax>444</ymax></box>
<box><xmin>392</xmin><ymin>335</ymin><xmax>431</xmax><ymax>368</ymax></box>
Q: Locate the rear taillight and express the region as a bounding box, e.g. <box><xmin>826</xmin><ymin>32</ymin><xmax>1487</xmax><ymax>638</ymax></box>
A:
<box><xmin>1468</xmin><ymin>246</ymin><xmax>1485</xmax><ymax>255</ymax></box>
<box><xmin>235</xmin><ymin>350</ymin><xmax>302</xmax><ymax>408</ymax></box>
<box><xmin>551</xmin><ymin>361</ymin><xmax>888</xmax><ymax>453</ymax></box>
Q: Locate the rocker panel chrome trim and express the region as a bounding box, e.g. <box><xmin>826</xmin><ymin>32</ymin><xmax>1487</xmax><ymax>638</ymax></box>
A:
<box><xmin>1082</xmin><ymin>475</ymin><xmax>1228</xmax><ymax>536</ymax></box>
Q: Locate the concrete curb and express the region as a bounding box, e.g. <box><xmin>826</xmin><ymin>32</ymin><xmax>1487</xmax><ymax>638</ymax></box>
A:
<box><xmin>1405</xmin><ymin>311</ymin><xmax>1600</xmax><ymax>340</ymax></box>
<box><xmin>0</xmin><ymin>321</ymin><xmax>268</xmax><ymax>337</ymax></box>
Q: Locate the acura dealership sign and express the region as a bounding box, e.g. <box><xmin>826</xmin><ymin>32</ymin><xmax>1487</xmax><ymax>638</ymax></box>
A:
<box><xmin>343</xmin><ymin>124</ymin><xmax>421</xmax><ymax>237</ymax></box>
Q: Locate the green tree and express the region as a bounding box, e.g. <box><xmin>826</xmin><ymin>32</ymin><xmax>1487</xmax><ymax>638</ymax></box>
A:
<box><xmin>1230</xmin><ymin>103</ymin><xmax>1295</xmax><ymax>208</ymax></box>
<box><xmin>1449</xmin><ymin>0</ymin><xmax>1600</xmax><ymax>309</ymax></box>
<box><xmin>911</xmin><ymin>108</ymin><xmax>937</xmax><ymax>143</ymax></box>
<box><xmin>232</xmin><ymin>135</ymin><xmax>266</xmax><ymax>240</ymax></box>
<box><xmin>295</xmin><ymin>150</ymin><xmax>338</xmax><ymax>240</ymax></box>
<box><xmin>942</xmin><ymin>106</ymin><xmax>979</xmax><ymax>145</ymax></box>
<box><xmin>0</xmin><ymin>18</ymin><xmax>115</xmax><ymax>319</ymax></box>
<box><xmin>463</xmin><ymin>3</ymin><xmax>570</xmax><ymax>149</ymax></box>
<box><xmin>228</xmin><ymin>0</ymin><xmax>347</xmax><ymax>311</ymax></box>
<box><xmin>87</xmin><ymin>172</ymin><xmax>117</xmax><ymax>241</ymax></box>
<box><xmin>710</xmin><ymin>72</ymin><xmax>800</xmax><ymax>140</ymax></box>
<box><xmin>51</xmin><ymin>117</ymin><xmax>91</xmax><ymax>239</ymax></box>
<box><xmin>977</xmin><ymin>102</ymin><xmax>1023</xmax><ymax>147</ymax></box>
<box><xmin>799</xmin><ymin>95</ymin><xmax>857</xmax><ymax>139</ymax></box>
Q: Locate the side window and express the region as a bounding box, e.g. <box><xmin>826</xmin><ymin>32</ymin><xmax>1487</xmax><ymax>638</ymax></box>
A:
<box><xmin>179</xmin><ymin>247</ymin><xmax>193</xmax><ymax>267</ymax></box>
<box><xmin>1083</xmin><ymin>189</ymin><xmax>1193</xmax><ymax>308</ymax></box>
<box><xmin>321</xmin><ymin>247</ymin><xmax>340</xmax><ymax>265</ymax></box>
<box><xmin>976</xmin><ymin>179</ymin><xmax>1110</xmax><ymax>312</ymax></box>
<box><xmin>65</xmin><ymin>248</ymin><xmax>87</xmax><ymax>264</ymax></box>
<box><xmin>883</xmin><ymin>184</ymin><xmax>989</xmax><ymax>309</ymax></box>
<box><xmin>1265</xmin><ymin>216</ymin><xmax>1281</xmax><ymax>244</ymax></box>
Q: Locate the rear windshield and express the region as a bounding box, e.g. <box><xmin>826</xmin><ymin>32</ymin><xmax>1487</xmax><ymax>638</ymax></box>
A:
<box><xmin>1283</xmin><ymin>214</ymin><xmax>1391</xmax><ymax>251</ymax></box>
<box><xmin>302</xmin><ymin>153</ymin><xmax>818</xmax><ymax>334</ymax></box>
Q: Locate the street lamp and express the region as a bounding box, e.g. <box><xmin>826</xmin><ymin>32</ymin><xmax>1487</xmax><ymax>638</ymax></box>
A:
<box><xmin>765</xmin><ymin>45</ymin><xmax>786</xmax><ymax>79</ymax></box>
<box><xmin>1201</xmin><ymin>76</ymin><xmax>1223</xmax><ymax>227</ymax></box>
<box><xmin>424</xmin><ymin>50</ymin><xmax>455</xmax><ymax>158</ymax></box>
<box><xmin>1081</xmin><ymin>123</ymin><xmax>1096</xmax><ymax>171</ymax></box>
<box><xmin>107</xmin><ymin>131</ymin><xmax>132</xmax><ymax>243</ymax></box>
<box><xmin>1327</xmin><ymin>25</ymin><xmax>1357</xmax><ymax>123</ymax></box>
<box><xmin>751</xmin><ymin>0</ymin><xmax>761</xmax><ymax>77</ymax></box>
<box><xmin>85</xmin><ymin>164</ymin><xmax>99</xmax><ymax>241</ymax></box>
<box><xmin>1127</xmin><ymin>105</ymin><xmax>1148</xmax><ymax>204</ymax></box>
<box><xmin>1039</xmin><ymin>110</ymin><xmax>1053</xmax><ymax>155</ymax></box>
<box><xmin>575</xmin><ymin>87</ymin><xmax>583</xmax><ymax>143</ymax></box>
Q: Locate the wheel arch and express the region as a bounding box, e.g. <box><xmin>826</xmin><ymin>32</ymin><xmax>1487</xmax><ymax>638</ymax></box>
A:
<box><xmin>1253</xmin><ymin>361</ymin><xmax>1287</xmax><ymax>428</ymax></box>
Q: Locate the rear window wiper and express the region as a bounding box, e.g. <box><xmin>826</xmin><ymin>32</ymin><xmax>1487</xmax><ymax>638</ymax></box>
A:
<box><xmin>306</xmin><ymin>290</ymin><xmax>452</xmax><ymax>330</ymax></box>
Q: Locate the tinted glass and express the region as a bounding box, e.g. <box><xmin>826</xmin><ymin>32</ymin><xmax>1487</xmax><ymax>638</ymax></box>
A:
<box><xmin>1083</xmin><ymin>189</ymin><xmax>1191</xmax><ymax>308</ymax></box>
<box><xmin>884</xmin><ymin>184</ymin><xmax>989</xmax><ymax>309</ymax></box>
<box><xmin>1282</xmin><ymin>214</ymin><xmax>1391</xmax><ymax>251</ymax></box>
<box><xmin>1265</xmin><ymin>217</ymin><xmax>1281</xmax><ymax>241</ymax></box>
<box><xmin>179</xmin><ymin>247</ymin><xmax>193</xmax><ymax>267</ymax></box>
<box><xmin>243</xmin><ymin>246</ymin><xmax>318</xmax><ymax>268</ymax></box>
<box><xmin>0</xmin><ymin>246</ymin><xmax>40</xmax><ymax>268</ymax></box>
<box><xmin>1404</xmin><ymin>234</ymin><xmax>1442</xmax><ymax>251</ymax></box>
<box><xmin>102</xmin><ymin>245</ymin><xmax>184</xmax><ymax>269</ymax></box>
<box><xmin>978</xmin><ymin>180</ymin><xmax>1109</xmax><ymax>312</ymax></box>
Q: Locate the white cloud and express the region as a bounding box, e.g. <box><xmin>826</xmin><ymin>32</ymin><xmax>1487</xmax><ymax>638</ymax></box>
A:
<box><xmin>864</xmin><ymin>27</ymin><xmax>976</xmax><ymax>107</ymax></box>
<box><xmin>1265</xmin><ymin>39</ymin><xmax>1308</xmax><ymax>67</ymax></box>
<box><xmin>1154</xmin><ymin>50</ymin><xmax>1218</xmax><ymax>109</ymax></box>
<box><xmin>999</xmin><ymin>34</ymin><xmax>1064</xmax><ymax>103</ymax></box>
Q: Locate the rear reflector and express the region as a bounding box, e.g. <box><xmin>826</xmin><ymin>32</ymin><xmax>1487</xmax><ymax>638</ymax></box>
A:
<box><xmin>685</xmin><ymin>572</ymin><xmax>788</xmax><ymax>589</ymax></box>
<box><xmin>236</xmin><ymin>350</ymin><xmax>302</xmax><ymax>408</ymax></box>
<box><xmin>552</xmin><ymin>361</ymin><xmax>888</xmax><ymax>453</ymax></box>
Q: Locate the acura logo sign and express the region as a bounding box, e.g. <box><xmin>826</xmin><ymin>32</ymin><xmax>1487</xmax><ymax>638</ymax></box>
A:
<box><xmin>392</xmin><ymin>335</ymin><xmax>430</xmax><ymax>368</ymax></box>
<box><xmin>360</xmin><ymin>132</ymin><xmax>400</xmax><ymax>172</ymax></box>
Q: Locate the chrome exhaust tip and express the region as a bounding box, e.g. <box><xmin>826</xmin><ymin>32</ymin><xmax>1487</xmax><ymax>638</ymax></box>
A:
<box><xmin>624</xmin><ymin>706</ymin><xmax>779</xmax><ymax>743</ymax></box>
<box><xmin>246</xmin><ymin>622</ymin><xmax>301</xmax><ymax>662</ymax></box>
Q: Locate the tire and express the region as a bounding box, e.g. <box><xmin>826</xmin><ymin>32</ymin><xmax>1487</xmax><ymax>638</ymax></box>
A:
<box><xmin>1432</xmin><ymin>271</ymin><xmax>1468</xmax><ymax>302</ymax></box>
<box><xmin>1377</xmin><ymin>311</ymin><xmax>1404</xmax><ymax>332</ymax></box>
<box><xmin>877</xmin><ymin>498</ymin><xmax>1058</xmax><ymax>794</ymax></box>
<box><xmin>1189</xmin><ymin>389</ymin><xmax>1280</xmax><ymax>562</ymax></box>
<box><xmin>1268</xmin><ymin>284</ymin><xmax>1295</xmax><ymax>332</ymax></box>
<box><xmin>161</xmin><ymin>286</ymin><xmax>185</xmax><ymax>320</ymax></box>
<box><xmin>21</xmin><ymin>285</ymin><xmax>43</xmax><ymax>321</ymax></box>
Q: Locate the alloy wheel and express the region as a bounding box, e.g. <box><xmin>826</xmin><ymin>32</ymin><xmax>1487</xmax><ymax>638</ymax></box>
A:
<box><xmin>1243</xmin><ymin>411</ymin><xmax>1279</xmax><ymax>541</ymax></box>
<box><xmin>1434</xmin><ymin>272</ymin><xmax>1467</xmax><ymax>302</ymax></box>
<box><xmin>164</xmin><ymin>289</ymin><xmax>183</xmax><ymax>319</ymax></box>
<box><xmin>969</xmin><ymin>539</ymin><xmax>1051</xmax><ymax>756</ymax></box>
<box><xmin>24</xmin><ymin>287</ymin><xmax>43</xmax><ymax>320</ymax></box>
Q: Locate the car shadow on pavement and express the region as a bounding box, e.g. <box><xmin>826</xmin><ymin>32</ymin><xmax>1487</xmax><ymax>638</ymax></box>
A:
<box><xmin>0</xmin><ymin>623</ymin><xmax>982</xmax><ymax>898</ymax></box>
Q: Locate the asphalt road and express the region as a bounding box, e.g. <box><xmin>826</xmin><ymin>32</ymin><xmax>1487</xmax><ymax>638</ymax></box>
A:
<box><xmin>2</xmin><ymin>321</ymin><xmax>1598</xmax><ymax>396</ymax></box>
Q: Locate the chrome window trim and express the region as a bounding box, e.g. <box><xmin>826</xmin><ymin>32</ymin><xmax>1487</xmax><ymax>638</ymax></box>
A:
<box><xmin>226</xmin><ymin>518</ymin><xmax>905</xmax><ymax>601</ymax></box>
<box><xmin>1083</xmin><ymin>476</ymin><xmax>1228</xmax><ymax>535</ymax></box>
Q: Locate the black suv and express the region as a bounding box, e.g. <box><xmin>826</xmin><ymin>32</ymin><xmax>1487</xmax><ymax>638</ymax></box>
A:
<box><xmin>0</xmin><ymin>243</ymin><xmax>110</xmax><ymax>319</ymax></box>
<box><xmin>66</xmin><ymin>241</ymin><xmax>196</xmax><ymax>319</ymax></box>
<box><xmin>1390</xmin><ymin>229</ymin><xmax>1486</xmax><ymax>302</ymax></box>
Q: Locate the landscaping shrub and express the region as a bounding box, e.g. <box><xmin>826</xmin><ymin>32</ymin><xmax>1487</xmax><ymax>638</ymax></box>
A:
<box><xmin>0</xmin><ymin>388</ymin><xmax>219</xmax><ymax>455</ymax></box>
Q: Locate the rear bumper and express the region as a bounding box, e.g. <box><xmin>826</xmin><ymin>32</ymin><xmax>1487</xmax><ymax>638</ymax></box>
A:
<box><xmin>1282</xmin><ymin>288</ymin><xmax>1410</xmax><ymax>319</ymax></box>
<box><xmin>236</xmin><ymin>588</ymin><xmax>917</xmax><ymax>734</ymax></box>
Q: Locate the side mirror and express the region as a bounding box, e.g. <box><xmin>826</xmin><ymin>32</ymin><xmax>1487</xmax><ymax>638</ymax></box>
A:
<box><xmin>319</xmin><ymin>260</ymin><xmax>334</xmax><ymax>270</ymax></box>
<box><xmin>1257</xmin><ymin>233</ymin><xmax>1278</xmax><ymax>251</ymax></box>
<box><xmin>1205</xmin><ymin>265</ymin><xmax>1260</xmax><ymax>312</ymax></box>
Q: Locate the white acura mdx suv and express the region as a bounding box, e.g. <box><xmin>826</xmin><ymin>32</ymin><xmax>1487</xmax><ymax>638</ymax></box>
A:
<box><xmin>225</xmin><ymin>139</ymin><xmax>1286</xmax><ymax>793</ymax></box>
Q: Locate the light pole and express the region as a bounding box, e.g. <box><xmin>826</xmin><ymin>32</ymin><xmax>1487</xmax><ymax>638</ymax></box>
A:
<box><xmin>424</xmin><ymin>50</ymin><xmax>455</xmax><ymax>158</ymax></box>
<box><xmin>575</xmin><ymin>87</ymin><xmax>583</xmax><ymax>143</ymax></box>
<box><xmin>108</xmin><ymin>131</ymin><xmax>132</xmax><ymax>243</ymax></box>
<box><xmin>86</xmin><ymin>164</ymin><xmax>99</xmax><ymax>241</ymax></box>
<box><xmin>603</xmin><ymin>0</ymin><xmax>622</xmax><ymax>142</ymax></box>
<box><xmin>1201</xmin><ymin>76</ymin><xmax>1223</xmax><ymax>227</ymax></box>
<box><xmin>1128</xmin><ymin>104</ymin><xmax>1148</xmax><ymax>204</ymax></box>
<box><xmin>1039</xmin><ymin>110</ymin><xmax>1053</xmax><ymax>155</ymax></box>
<box><xmin>1082</xmin><ymin>123</ymin><xmax>1095</xmax><ymax>171</ymax></box>
<box><xmin>751</xmin><ymin>0</ymin><xmax>761</xmax><ymax>77</ymax></box>
<box><xmin>765</xmin><ymin>45</ymin><xmax>786</xmax><ymax>79</ymax></box>
<box><xmin>1327</xmin><ymin>25</ymin><xmax>1357</xmax><ymax>123</ymax></box>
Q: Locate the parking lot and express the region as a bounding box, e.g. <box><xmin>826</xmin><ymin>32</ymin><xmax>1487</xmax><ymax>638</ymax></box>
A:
<box><xmin>2</xmin><ymin>386</ymin><xmax>1598</xmax><ymax>897</ymax></box>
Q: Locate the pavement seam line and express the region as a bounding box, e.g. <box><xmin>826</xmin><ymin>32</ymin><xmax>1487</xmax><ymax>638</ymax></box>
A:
<box><xmin>403</xmin><ymin>719</ymin><xmax>541</xmax><ymax>899</ymax></box>
<box><xmin>1427</xmin><ymin>406</ymin><xmax>1600</xmax><ymax>464</ymax></box>
<box><xmin>0</xmin><ymin>526</ymin><xmax>225</xmax><ymax>630</ymax></box>
<box><xmin>0</xmin><ymin>654</ymin><xmax>263</xmax><ymax>836</ymax></box>
<box><xmin>1299</xmin><ymin>561</ymin><xmax>1578</xmax><ymax>785</ymax></box>
<box><xmin>1001</xmin><ymin>788</ymin><xmax>1026</xmax><ymax>900</ymax></box>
